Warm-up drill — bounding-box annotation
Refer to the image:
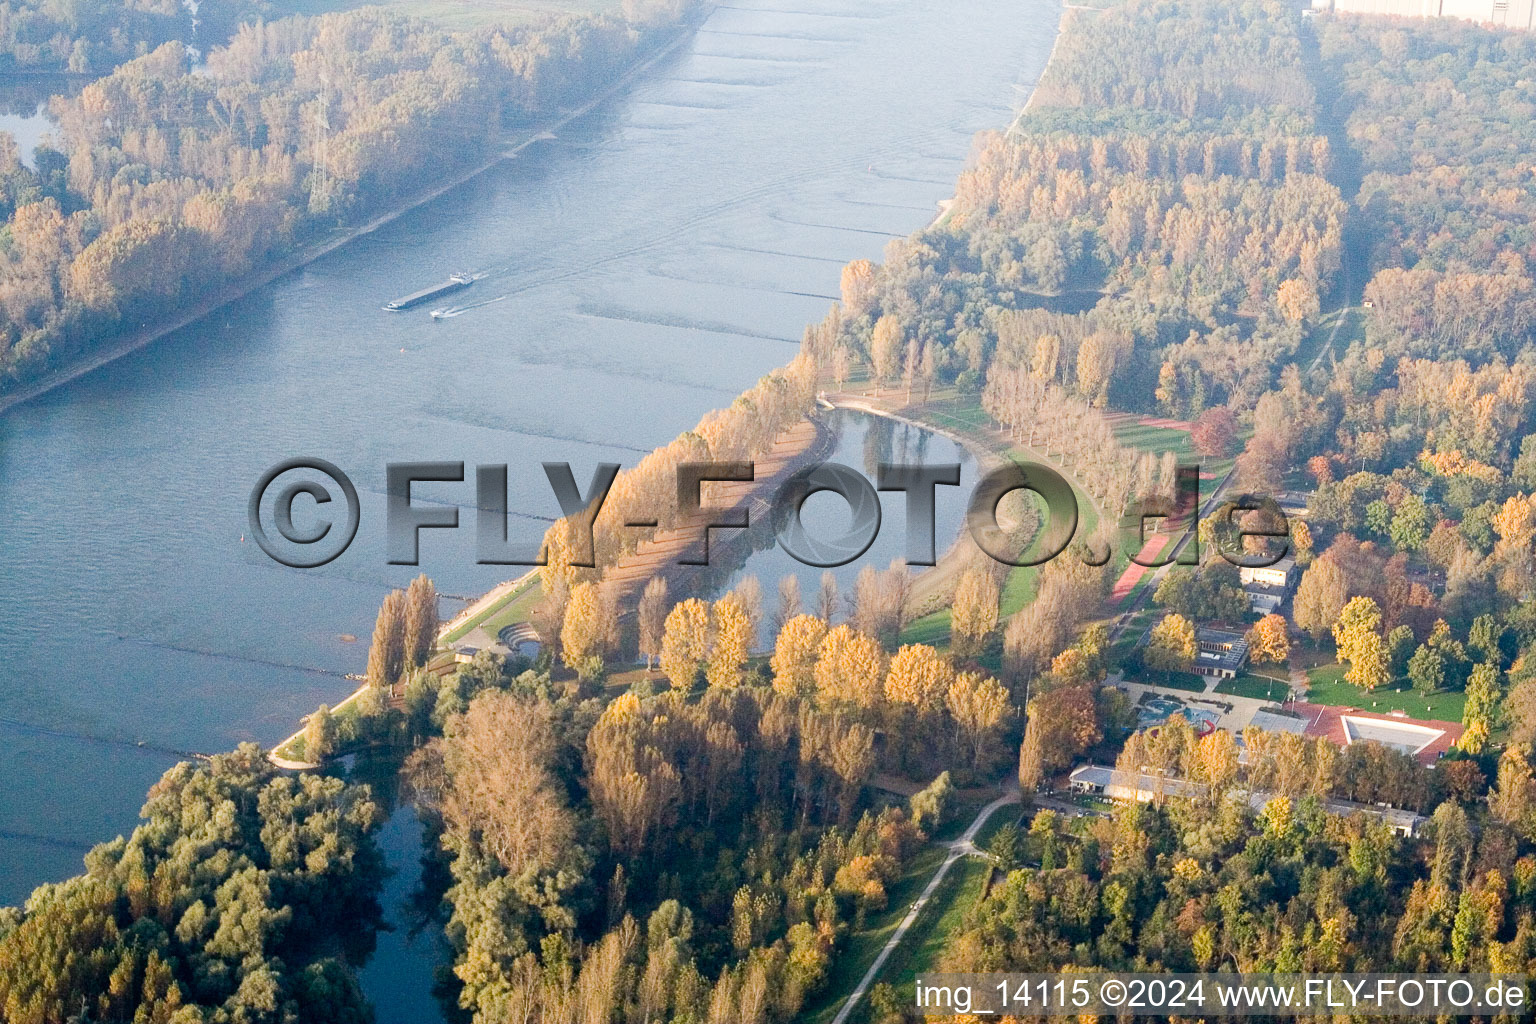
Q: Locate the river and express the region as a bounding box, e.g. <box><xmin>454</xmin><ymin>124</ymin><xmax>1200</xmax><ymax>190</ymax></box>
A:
<box><xmin>0</xmin><ymin>0</ymin><xmax>1057</xmax><ymax>1016</ymax></box>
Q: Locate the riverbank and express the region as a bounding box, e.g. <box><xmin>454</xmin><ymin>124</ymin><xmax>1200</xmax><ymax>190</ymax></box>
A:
<box><xmin>818</xmin><ymin>390</ymin><xmax>1005</xmax><ymax>618</ymax></box>
<box><xmin>0</xmin><ymin>7</ymin><xmax>712</xmax><ymax>417</ymax></box>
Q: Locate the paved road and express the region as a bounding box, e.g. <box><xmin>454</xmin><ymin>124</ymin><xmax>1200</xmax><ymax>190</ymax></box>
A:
<box><xmin>829</xmin><ymin>787</ymin><xmax>1022</xmax><ymax>1024</ymax></box>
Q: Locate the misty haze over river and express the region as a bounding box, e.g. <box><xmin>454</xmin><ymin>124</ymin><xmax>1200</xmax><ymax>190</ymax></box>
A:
<box><xmin>0</xmin><ymin>0</ymin><xmax>1056</xmax><ymax>1014</ymax></box>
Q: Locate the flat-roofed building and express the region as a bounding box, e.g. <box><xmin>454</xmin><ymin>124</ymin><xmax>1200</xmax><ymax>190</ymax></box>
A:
<box><xmin>1067</xmin><ymin>763</ymin><xmax>1427</xmax><ymax>835</ymax></box>
<box><xmin>1196</xmin><ymin>626</ymin><xmax>1249</xmax><ymax>679</ymax></box>
<box><xmin>1240</xmin><ymin>556</ymin><xmax>1296</xmax><ymax>614</ymax></box>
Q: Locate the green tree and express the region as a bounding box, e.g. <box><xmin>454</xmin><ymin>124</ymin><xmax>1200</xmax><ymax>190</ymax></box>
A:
<box><xmin>1407</xmin><ymin>644</ymin><xmax>1445</xmax><ymax>696</ymax></box>
<box><xmin>304</xmin><ymin>704</ymin><xmax>337</xmax><ymax>762</ymax></box>
<box><xmin>909</xmin><ymin>771</ymin><xmax>953</xmax><ymax>832</ymax></box>
<box><xmin>989</xmin><ymin>821</ymin><xmax>1022</xmax><ymax>871</ymax></box>
<box><xmin>1460</xmin><ymin>662</ymin><xmax>1501</xmax><ymax>754</ymax></box>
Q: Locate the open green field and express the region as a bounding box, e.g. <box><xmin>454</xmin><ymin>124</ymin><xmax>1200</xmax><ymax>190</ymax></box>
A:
<box><xmin>1304</xmin><ymin>663</ymin><xmax>1466</xmax><ymax>723</ymax></box>
<box><xmin>271</xmin><ymin>0</ymin><xmax>623</xmax><ymax>29</ymax></box>
<box><xmin>440</xmin><ymin>574</ymin><xmax>542</xmax><ymax>646</ymax></box>
<box><xmin>1215</xmin><ymin>673</ymin><xmax>1290</xmax><ymax>701</ymax></box>
<box><xmin>1123</xmin><ymin>666</ymin><xmax>1207</xmax><ymax>692</ymax></box>
<box><xmin>1109</xmin><ymin>415</ymin><xmax>1239</xmax><ymax>482</ymax></box>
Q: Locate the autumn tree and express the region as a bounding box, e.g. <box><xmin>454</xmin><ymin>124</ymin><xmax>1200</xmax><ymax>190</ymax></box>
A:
<box><xmin>638</xmin><ymin>576</ymin><xmax>669</xmax><ymax>672</ymax></box>
<box><xmin>1333</xmin><ymin>596</ymin><xmax>1389</xmax><ymax>691</ymax></box>
<box><xmin>707</xmin><ymin>593</ymin><xmax>752</xmax><ymax>689</ymax></box>
<box><xmin>1293</xmin><ymin>555</ymin><xmax>1348</xmax><ymax>639</ymax></box>
<box><xmin>1246</xmin><ymin>613</ymin><xmax>1290</xmax><ymax>665</ymax></box>
<box><xmin>771</xmin><ymin>614</ymin><xmax>827</xmax><ymax>697</ymax></box>
<box><xmin>870</xmin><ymin>315</ymin><xmax>903</xmax><ymax>388</ymax></box>
<box><xmin>1276</xmin><ymin>277</ymin><xmax>1320</xmax><ymax>322</ymax></box>
<box><xmin>885</xmin><ymin>643</ymin><xmax>955</xmax><ymax>712</ymax></box>
<box><xmin>1021</xmin><ymin>685</ymin><xmax>1100</xmax><ymax>786</ymax></box>
<box><xmin>562</xmin><ymin>581</ymin><xmax>616</xmax><ymax>680</ymax></box>
<box><xmin>840</xmin><ymin>258</ymin><xmax>876</xmax><ymax>318</ymax></box>
<box><xmin>946</xmin><ymin>671</ymin><xmax>1013</xmax><ymax>768</ymax></box>
<box><xmin>441</xmin><ymin>690</ymin><xmax>581</xmax><ymax>878</ymax></box>
<box><xmin>660</xmin><ymin>598</ymin><xmax>710</xmax><ymax>690</ymax></box>
<box><xmin>813</xmin><ymin>624</ymin><xmax>886</xmax><ymax>707</ymax></box>
<box><xmin>1187</xmin><ymin>729</ymin><xmax>1239</xmax><ymax>799</ymax></box>
<box><xmin>1190</xmin><ymin>407</ymin><xmax>1238</xmax><ymax>458</ymax></box>
<box><xmin>951</xmin><ymin>567</ymin><xmax>1000</xmax><ymax>658</ymax></box>
<box><xmin>402</xmin><ymin>574</ymin><xmax>439</xmax><ymax>670</ymax></box>
<box><xmin>365</xmin><ymin>588</ymin><xmax>406</xmax><ymax>689</ymax></box>
<box><xmin>1145</xmin><ymin>613</ymin><xmax>1196</xmax><ymax>674</ymax></box>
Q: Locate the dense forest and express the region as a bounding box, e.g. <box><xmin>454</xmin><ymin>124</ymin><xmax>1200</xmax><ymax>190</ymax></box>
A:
<box><xmin>0</xmin><ymin>0</ymin><xmax>698</xmax><ymax>392</ymax></box>
<box><xmin>0</xmin><ymin>746</ymin><xmax>385</xmax><ymax>1023</ymax></box>
<box><xmin>0</xmin><ymin>0</ymin><xmax>270</xmax><ymax>74</ymax></box>
<box><xmin>23</xmin><ymin>0</ymin><xmax>1536</xmax><ymax>1020</ymax></box>
<box><xmin>788</xmin><ymin>0</ymin><xmax>1346</xmax><ymax>425</ymax></box>
<box><xmin>1321</xmin><ymin>16</ymin><xmax>1536</xmax><ymax>362</ymax></box>
<box><xmin>754</xmin><ymin>0</ymin><xmax>1536</xmax><ymax>1017</ymax></box>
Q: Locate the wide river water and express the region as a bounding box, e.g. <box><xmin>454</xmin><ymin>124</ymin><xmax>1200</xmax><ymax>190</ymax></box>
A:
<box><xmin>0</xmin><ymin>0</ymin><xmax>1056</xmax><ymax>1016</ymax></box>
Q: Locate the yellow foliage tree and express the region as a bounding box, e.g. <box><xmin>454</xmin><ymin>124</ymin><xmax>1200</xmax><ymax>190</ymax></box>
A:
<box><xmin>1246</xmin><ymin>613</ymin><xmax>1290</xmax><ymax>665</ymax></box>
<box><xmin>813</xmin><ymin>624</ymin><xmax>886</xmax><ymax>707</ymax></box>
<box><xmin>1145</xmin><ymin>613</ymin><xmax>1197</xmax><ymax>673</ymax></box>
<box><xmin>1032</xmin><ymin>333</ymin><xmax>1061</xmax><ymax>382</ymax></box>
<box><xmin>1276</xmin><ymin>277</ymin><xmax>1320</xmax><ymax>322</ymax></box>
<box><xmin>771</xmin><ymin>614</ymin><xmax>828</xmax><ymax>697</ymax></box>
<box><xmin>1333</xmin><ymin>596</ymin><xmax>1389</xmax><ymax>691</ymax></box>
<box><xmin>660</xmin><ymin>598</ymin><xmax>710</xmax><ymax>690</ymax></box>
<box><xmin>707</xmin><ymin>593</ymin><xmax>752</xmax><ymax>689</ymax></box>
<box><xmin>946</xmin><ymin>671</ymin><xmax>1013</xmax><ymax>766</ymax></box>
<box><xmin>871</xmin><ymin>315</ymin><xmax>903</xmax><ymax>387</ymax></box>
<box><xmin>950</xmin><ymin>568</ymin><xmax>1000</xmax><ymax>657</ymax></box>
<box><xmin>1188</xmin><ymin>729</ymin><xmax>1239</xmax><ymax>797</ymax></box>
<box><xmin>840</xmin><ymin>258</ymin><xmax>876</xmax><ymax>318</ymax></box>
<box><xmin>885</xmin><ymin>643</ymin><xmax>955</xmax><ymax>711</ymax></box>
<box><xmin>560</xmin><ymin>581</ymin><xmax>609</xmax><ymax>669</ymax></box>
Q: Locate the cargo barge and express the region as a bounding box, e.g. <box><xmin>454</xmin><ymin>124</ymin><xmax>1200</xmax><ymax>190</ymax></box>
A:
<box><xmin>383</xmin><ymin>272</ymin><xmax>473</xmax><ymax>311</ymax></box>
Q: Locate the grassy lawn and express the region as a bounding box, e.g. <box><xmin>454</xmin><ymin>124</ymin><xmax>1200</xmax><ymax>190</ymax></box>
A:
<box><xmin>972</xmin><ymin>805</ymin><xmax>1022</xmax><ymax>852</ymax></box>
<box><xmin>1305</xmin><ymin>663</ymin><xmax>1467</xmax><ymax>722</ymax></box>
<box><xmin>1215</xmin><ymin>673</ymin><xmax>1290</xmax><ymax>701</ymax></box>
<box><xmin>1109</xmin><ymin>608</ymin><xmax>1155</xmax><ymax>662</ymax></box>
<box><xmin>1113</xmin><ymin>420</ymin><xmax>1198</xmax><ymax>459</ymax></box>
<box><xmin>271</xmin><ymin>0</ymin><xmax>623</xmax><ymax>28</ymax></box>
<box><xmin>440</xmin><ymin>575</ymin><xmax>541</xmax><ymax>646</ymax></box>
<box><xmin>1123</xmin><ymin>666</ymin><xmax>1207</xmax><ymax>692</ymax></box>
<box><xmin>898</xmin><ymin>394</ymin><xmax>1108</xmax><ymax>648</ymax></box>
<box><xmin>478</xmin><ymin>581</ymin><xmax>543</xmax><ymax>638</ymax></box>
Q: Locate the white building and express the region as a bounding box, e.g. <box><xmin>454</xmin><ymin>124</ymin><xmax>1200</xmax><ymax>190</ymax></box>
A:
<box><xmin>1240</xmin><ymin>556</ymin><xmax>1295</xmax><ymax>615</ymax></box>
